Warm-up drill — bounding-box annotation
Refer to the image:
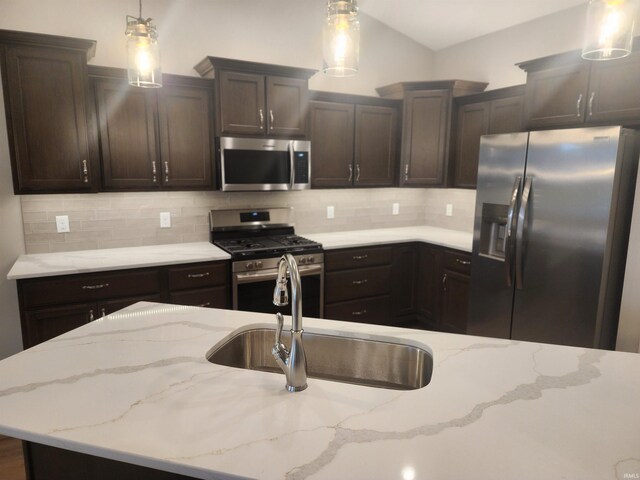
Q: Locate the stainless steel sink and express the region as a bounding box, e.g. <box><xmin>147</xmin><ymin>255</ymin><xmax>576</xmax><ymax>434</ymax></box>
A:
<box><xmin>206</xmin><ymin>324</ymin><xmax>433</xmax><ymax>390</ymax></box>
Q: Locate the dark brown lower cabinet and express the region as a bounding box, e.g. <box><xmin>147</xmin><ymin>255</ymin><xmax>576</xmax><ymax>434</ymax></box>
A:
<box><xmin>17</xmin><ymin>261</ymin><xmax>230</xmax><ymax>348</ymax></box>
<box><xmin>24</xmin><ymin>441</ymin><xmax>197</xmax><ymax>480</ymax></box>
<box><xmin>323</xmin><ymin>243</ymin><xmax>471</xmax><ymax>332</ymax></box>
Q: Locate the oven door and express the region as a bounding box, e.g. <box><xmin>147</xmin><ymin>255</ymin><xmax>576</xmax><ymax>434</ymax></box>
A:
<box><xmin>233</xmin><ymin>264</ymin><xmax>323</xmax><ymax>318</ymax></box>
<box><xmin>219</xmin><ymin>137</ymin><xmax>310</xmax><ymax>192</ymax></box>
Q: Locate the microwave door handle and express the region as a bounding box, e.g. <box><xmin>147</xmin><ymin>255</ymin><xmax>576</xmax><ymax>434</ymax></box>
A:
<box><xmin>289</xmin><ymin>141</ymin><xmax>295</xmax><ymax>189</ymax></box>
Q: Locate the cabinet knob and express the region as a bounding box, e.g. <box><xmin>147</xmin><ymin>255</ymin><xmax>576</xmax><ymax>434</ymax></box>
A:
<box><xmin>588</xmin><ymin>92</ymin><xmax>595</xmax><ymax>117</ymax></box>
<box><xmin>356</xmin><ymin>164</ymin><xmax>361</xmax><ymax>182</ymax></box>
<box><xmin>576</xmin><ymin>93</ymin><xmax>583</xmax><ymax>118</ymax></box>
<box><xmin>88</xmin><ymin>309</ymin><xmax>95</xmax><ymax>322</ymax></box>
<box><xmin>152</xmin><ymin>160</ymin><xmax>157</xmax><ymax>183</ymax></box>
<box><xmin>269</xmin><ymin>109</ymin><xmax>274</xmax><ymax>126</ymax></box>
<box><xmin>164</xmin><ymin>161</ymin><xmax>169</xmax><ymax>182</ymax></box>
<box><xmin>259</xmin><ymin>108</ymin><xmax>264</xmax><ymax>130</ymax></box>
<box><xmin>348</xmin><ymin>164</ymin><xmax>353</xmax><ymax>182</ymax></box>
<box><xmin>351</xmin><ymin>310</ymin><xmax>367</xmax><ymax>316</ymax></box>
<box><xmin>82</xmin><ymin>160</ymin><xmax>89</xmax><ymax>183</ymax></box>
<box><xmin>101</xmin><ymin>308</ymin><xmax>106</xmax><ymax>318</ymax></box>
<box><xmin>442</xmin><ymin>273</ymin><xmax>448</xmax><ymax>291</ymax></box>
<box><xmin>404</xmin><ymin>164</ymin><xmax>409</xmax><ymax>181</ymax></box>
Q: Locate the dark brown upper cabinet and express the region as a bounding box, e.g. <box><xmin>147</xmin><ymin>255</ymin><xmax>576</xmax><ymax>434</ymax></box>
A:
<box><xmin>377</xmin><ymin>80</ymin><xmax>487</xmax><ymax>188</ymax></box>
<box><xmin>452</xmin><ymin>85</ymin><xmax>524</xmax><ymax>188</ymax></box>
<box><xmin>308</xmin><ymin>92</ymin><xmax>400</xmax><ymax>188</ymax></box>
<box><xmin>195</xmin><ymin>57</ymin><xmax>316</xmax><ymax>139</ymax></box>
<box><xmin>0</xmin><ymin>30</ymin><xmax>98</xmax><ymax>194</ymax></box>
<box><xmin>518</xmin><ymin>39</ymin><xmax>640</xmax><ymax>129</ymax></box>
<box><xmin>89</xmin><ymin>67</ymin><xmax>214</xmax><ymax>191</ymax></box>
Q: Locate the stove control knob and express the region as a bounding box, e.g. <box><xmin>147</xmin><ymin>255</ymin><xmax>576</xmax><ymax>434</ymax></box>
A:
<box><xmin>256</xmin><ymin>261</ymin><xmax>263</xmax><ymax>268</ymax></box>
<box><xmin>299</xmin><ymin>257</ymin><xmax>308</xmax><ymax>265</ymax></box>
<box><xmin>246</xmin><ymin>262</ymin><xmax>255</xmax><ymax>270</ymax></box>
<box><xmin>307</xmin><ymin>256</ymin><xmax>315</xmax><ymax>264</ymax></box>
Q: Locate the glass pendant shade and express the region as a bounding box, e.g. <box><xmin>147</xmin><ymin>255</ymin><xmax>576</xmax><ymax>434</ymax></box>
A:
<box><xmin>582</xmin><ymin>0</ymin><xmax>637</xmax><ymax>60</ymax></box>
<box><xmin>323</xmin><ymin>0</ymin><xmax>360</xmax><ymax>77</ymax></box>
<box><xmin>126</xmin><ymin>15</ymin><xmax>162</xmax><ymax>87</ymax></box>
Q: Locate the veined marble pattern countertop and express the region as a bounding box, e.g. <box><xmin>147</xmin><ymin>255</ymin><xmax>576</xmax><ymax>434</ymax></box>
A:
<box><xmin>6</xmin><ymin>242</ymin><xmax>230</xmax><ymax>280</ymax></box>
<box><xmin>0</xmin><ymin>302</ymin><xmax>638</xmax><ymax>480</ymax></box>
<box><xmin>302</xmin><ymin>225</ymin><xmax>472</xmax><ymax>252</ymax></box>
<box><xmin>7</xmin><ymin>226</ymin><xmax>473</xmax><ymax>280</ymax></box>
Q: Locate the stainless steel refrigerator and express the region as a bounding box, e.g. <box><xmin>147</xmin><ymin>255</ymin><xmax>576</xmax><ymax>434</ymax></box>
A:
<box><xmin>468</xmin><ymin>126</ymin><xmax>640</xmax><ymax>350</ymax></box>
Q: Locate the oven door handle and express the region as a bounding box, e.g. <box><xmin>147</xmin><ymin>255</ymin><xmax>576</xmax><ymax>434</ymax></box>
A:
<box><xmin>235</xmin><ymin>264</ymin><xmax>323</xmax><ymax>284</ymax></box>
<box><xmin>288</xmin><ymin>141</ymin><xmax>295</xmax><ymax>190</ymax></box>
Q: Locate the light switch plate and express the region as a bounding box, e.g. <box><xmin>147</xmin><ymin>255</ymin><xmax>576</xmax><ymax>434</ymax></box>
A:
<box><xmin>327</xmin><ymin>206</ymin><xmax>335</xmax><ymax>219</ymax></box>
<box><xmin>160</xmin><ymin>212</ymin><xmax>171</xmax><ymax>228</ymax></box>
<box><xmin>392</xmin><ymin>203</ymin><xmax>400</xmax><ymax>215</ymax></box>
<box><xmin>446</xmin><ymin>204</ymin><xmax>454</xmax><ymax>217</ymax></box>
<box><xmin>55</xmin><ymin>215</ymin><xmax>70</xmax><ymax>233</ymax></box>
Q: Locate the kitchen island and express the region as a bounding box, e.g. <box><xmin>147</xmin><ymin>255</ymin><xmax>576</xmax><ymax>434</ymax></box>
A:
<box><xmin>0</xmin><ymin>302</ymin><xmax>638</xmax><ymax>480</ymax></box>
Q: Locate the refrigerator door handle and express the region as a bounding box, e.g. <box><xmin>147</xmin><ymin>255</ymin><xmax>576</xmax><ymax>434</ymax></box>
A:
<box><xmin>505</xmin><ymin>176</ymin><xmax>522</xmax><ymax>287</ymax></box>
<box><xmin>515</xmin><ymin>175</ymin><xmax>533</xmax><ymax>290</ymax></box>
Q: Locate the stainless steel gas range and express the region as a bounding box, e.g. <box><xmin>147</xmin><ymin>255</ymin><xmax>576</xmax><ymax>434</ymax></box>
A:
<box><xmin>209</xmin><ymin>207</ymin><xmax>324</xmax><ymax>318</ymax></box>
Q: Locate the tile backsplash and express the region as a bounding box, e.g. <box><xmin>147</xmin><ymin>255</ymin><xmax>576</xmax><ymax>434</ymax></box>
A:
<box><xmin>21</xmin><ymin>188</ymin><xmax>476</xmax><ymax>254</ymax></box>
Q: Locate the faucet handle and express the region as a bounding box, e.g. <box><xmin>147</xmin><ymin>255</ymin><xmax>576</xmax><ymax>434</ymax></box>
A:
<box><xmin>275</xmin><ymin>312</ymin><xmax>284</xmax><ymax>345</ymax></box>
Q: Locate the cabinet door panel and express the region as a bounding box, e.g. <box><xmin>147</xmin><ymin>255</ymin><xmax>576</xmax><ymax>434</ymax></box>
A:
<box><xmin>489</xmin><ymin>96</ymin><xmax>524</xmax><ymax>134</ymax></box>
<box><xmin>24</xmin><ymin>303</ymin><xmax>94</xmax><ymax>347</ymax></box>
<box><xmin>218</xmin><ymin>71</ymin><xmax>265</xmax><ymax>135</ymax></box>
<box><xmin>158</xmin><ymin>83</ymin><xmax>214</xmax><ymax>188</ymax></box>
<box><xmin>169</xmin><ymin>286</ymin><xmax>229</xmax><ymax>309</ymax></box>
<box><xmin>417</xmin><ymin>245</ymin><xmax>441</xmax><ymax>322</ymax></box>
<box><xmin>354</xmin><ymin>105</ymin><xmax>397</xmax><ymax>187</ymax></box>
<box><xmin>440</xmin><ymin>269</ymin><xmax>470</xmax><ymax>334</ymax></box>
<box><xmin>309</xmin><ymin>101</ymin><xmax>354</xmax><ymax>188</ymax></box>
<box><xmin>453</xmin><ymin>102</ymin><xmax>490</xmax><ymax>188</ymax></box>
<box><xmin>524</xmin><ymin>63</ymin><xmax>590</xmax><ymax>129</ymax></box>
<box><xmin>94</xmin><ymin>77</ymin><xmax>159</xmax><ymax>189</ymax></box>
<box><xmin>99</xmin><ymin>294</ymin><xmax>163</xmax><ymax>317</ymax></box>
<box><xmin>401</xmin><ymin>90</ymin><xmax>450</xmax><ymax>186</ymax></box>
<box><xmin>391</xmin><ymin>244</ymin><xmax>418</xmax><ymax>317</ymax></box>
<box><xmin>325</xmin><ymin>265</ymin><xmax>392</xmax><ymax>304</ymax></box>
<box><xmin>4</xmin><ymin>45</ymin><xmax>95</xmax><ymax>192</ymax></box>
<box><xmin>588</xmin><ymin>51</ymin><xmax>640</xmax><ymax>124</ymax></box>
<box><xmin>266</xmin><ymin>76</ymin><xmax>308</xmax><ymax>137</ymax></box>
<box><xmin>324</xmin><ymin>296</ymin><xmax>393</xmax><ymax>325</ymax></box>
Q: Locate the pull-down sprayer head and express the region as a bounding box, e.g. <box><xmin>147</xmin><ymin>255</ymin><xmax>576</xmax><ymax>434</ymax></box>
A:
<box><xmin>273</xmin><ymin>278</ymin><xmax>289</xmax><ymax>306</ymax></box>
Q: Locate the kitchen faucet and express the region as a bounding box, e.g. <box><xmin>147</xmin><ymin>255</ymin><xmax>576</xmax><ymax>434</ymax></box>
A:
<box><xmin>272</xmin><ymin>253</ymin><xmax>308</xmax><ymax>392</ymax></box>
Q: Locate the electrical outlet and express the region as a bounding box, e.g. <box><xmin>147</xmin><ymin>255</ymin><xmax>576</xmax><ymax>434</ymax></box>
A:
<box><xmin>55</xmin><ymin>215</ymin><xmax>70</xmax><ymax>233</ymax></box>
<box><xmin>160</xmin><ymin>212</ymin><xmax>171</xmax><ymax>228</ymax></box>
<box><xmin>327</xmin><ymin>206</ymin><xmax>335</xmax><ymax>219</ymax></box>
<box><xmin>446</xmin><ymin>204</ymin><xmax>454</xmax><ymax>217</ymax></box>
<box><xmin>392</xmin><ymin>203</ymin><xmax>400</xmax><ymax>215</ymax></box>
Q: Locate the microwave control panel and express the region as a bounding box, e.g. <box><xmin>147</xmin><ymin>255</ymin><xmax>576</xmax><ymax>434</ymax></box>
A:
<box><xmin>294</xmin><ymin>152</ymin><xmax>309</xmax><ymax>184</ymax></box>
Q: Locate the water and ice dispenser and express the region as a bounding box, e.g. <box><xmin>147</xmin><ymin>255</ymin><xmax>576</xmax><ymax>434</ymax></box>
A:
<box><xmin>479</xmin><ymin>203</ymin><xmax>508</xmax><ymax>260</ymax></box>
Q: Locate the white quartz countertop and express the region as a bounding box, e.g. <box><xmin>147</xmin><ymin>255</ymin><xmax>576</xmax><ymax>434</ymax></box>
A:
<box><xmin>6</xmin><ymin>242</ymin><xmax>231</xmax><ymax>280</ymax></box>
<box><xmin>7</xmin><ymin>226</ymin><xmax>472</xmax><ymax>280</ymax></box>
<box><xmin>0</xmin><ymin>302</ymin><xmax>638</xmax><ymax>480</ymax></box>
<box><xmin>303</xmin><ymin>225</ymin><xmax>472</xmax><ymax>252</ymax></box>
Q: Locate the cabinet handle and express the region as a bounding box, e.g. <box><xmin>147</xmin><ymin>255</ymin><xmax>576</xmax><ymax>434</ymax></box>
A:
<box><xmin>187</xmin><ymin>272</ymin><xmax>210</xmax><ymax>279</ymax></box>
<box><xmin>152</xmin><ymin>160</ymin><xmax>157</xmax><ymax>183</ymax></box>
<box><xmin>164</xmin><ymin>161</ymin><xmax>169</xmax><ymax>182</ymax></box>
<box><xmin>351</xmin><ymin>309</ymin><xmax>367</xmax><ymax>316</ymax></box>
<box><xmin>100</xmin><ymin>308</ymin><xmax>106</xmax><ymax>318</ymax></box>
<box><xmin>442</xmin><ymin>273</ymin><xmax>448</xmax><ymax>292</ymax></box>
<box><xmin>352</xmin><ymin>279</ymin><xmax>368</xmax><ymax>285</ymax></box>
<box><xmin>88</xmin><ymin>309</ymin><xmax>95</xmax><ymax>322</ymax></box>
<box><xmin>356</xmin><ymin>164</ymin><xmax>361</xmax><ymax>182</ymax></box>
<box><xmin>455</xmin><ymin>259</ymin><xmax>471</xmax><ymax>266</ymax></box>
<box><xmin>197</xmin><ymin>302</ymin><xmax>211</xmax><ymax>308</ymax></box>
<box><xmin>576</xmin><ymin>93</ymin><xmax>583</xmax><ymax>117</ymax></box>
<box><xmin>269</xmin><ymin>109</ymin><xmax>274</xmax><ymax>126</ymax></box>
<box><xmin>588</xmin><ymin>92</ymin><xmax>595</xmax><ymax>117</ymax></box>
<box><xmin>352</xmin><ymin>254</ymin><xmax>368</xmax><ymax>260</ymax></box>
<box><xmin>404</xmin><ymin>164</ymin><xmax>409</xmax><ymax>181</ymax></box>
<box><xmin>259</xmin><ymin>108</ymin><xmax>264</xmax><ymax>130</ymax></box>
<box><xmin>82</xmin><ymin>160</ymin><xmax>89</xmax><ymax>183</ymax></box>
<box><xmin>348</xmin><ymin>164</ymin><xmax>353</xmax><ymax>182</ymax></box>
<box><xmin>82</xmin><ymin>283</ymin><xmax>110</xmax><ymax>290</ymax></box>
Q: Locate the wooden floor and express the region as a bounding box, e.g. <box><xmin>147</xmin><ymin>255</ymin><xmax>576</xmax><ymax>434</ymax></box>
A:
<box><xmin>0</xmin><ymin>435</ymin><xmax>26</xmax><ymax>480</ymax></box>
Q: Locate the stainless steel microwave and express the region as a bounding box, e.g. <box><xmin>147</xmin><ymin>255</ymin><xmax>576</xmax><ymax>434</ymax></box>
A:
<box><xmin>217</xmin><ymin>137</ymin><xmax>311</xmax><ymax>191</ymax></box>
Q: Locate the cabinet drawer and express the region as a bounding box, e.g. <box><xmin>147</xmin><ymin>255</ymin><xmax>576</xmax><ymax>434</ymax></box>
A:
<box><xmin>100</xmin><ymin>294</ymin><xmax>163</xmax><ymax>317</ymax></box>
<box><xmin>443</xmin><ymin>250</ymin><xmax>471</xmax><ymax>275</ymax></box>
<box><xmin>168</xmin><ymin>262</ymin><xmax>228</xmax><ymax>291</ymax></box>
<box><xmin>170</xmin><ymin>286</ymin><xmax>229</xmax><ymax>309</ymax></box>
<box><xmin>325</xmin><ymin>265</ymin><xmax>392</xmax><ymax>303</ymax></box>
<box><xmin>20</xmin><ymin>269</ymin><xmax>161</xmax><ymax>309</ymax></box>
<box><xmin>325</xmin><ymin>246</ymin><xmax>393</xmax><ymax>272</ymax></box>
<box><xmin>324</xmin><ymin>296</ymin><xmax>392</xmax><ymax>325</ymax></box>
<box><xmin>23</xmin><ymin>303</ymin><xmax>95</xmax><ymax>347</ymax></box>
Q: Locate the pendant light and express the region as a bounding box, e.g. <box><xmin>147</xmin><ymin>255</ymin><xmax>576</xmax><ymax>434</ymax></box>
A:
<box><xmin>582</xmin><ymin>0</ymin><xmax>637</xmax><ymax>60</ymax></box>
<box><xmin>126</xmin><ymin>0</ymin><xmax>162</xmax><ymax>87</ymax></box>
<box><xmin>323</xmin><ymin>0</ymin><xmax>360</xmax><ymax>77</ymax></box>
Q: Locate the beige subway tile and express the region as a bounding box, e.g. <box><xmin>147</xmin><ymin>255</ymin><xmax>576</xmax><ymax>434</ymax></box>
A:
<box><xmin>24</xmin><ymin>232</ymin><xmax>66</xmax><ymax>244</ymax></box>
<box><xmin>62</xmin><ymin>198</ymin><xmax>112</xmax><ymax>210</ymax></box>
<box><xmin>97</xmin><ymin>238</ymin><xmax>144</xmax><ymax>249</ymax></box>
<box><xmin>22</xmin><ymin>211</ymin><xmax>48</xmax><ymax>223</ymax></box>
<box><xmin>49</xmin><ymin>241</ymin><xmax>99</xmax><ymax>253</ymax></box>
<box><xmin>182</xmin><ymin>232</ymin><xmax>209</xmax><ymax>243</ymax></box>
<box><xmin>25</xmin><ymin>243</ymin><xmax>52</xmax><ymax>254</ymax></box>
<box><xmin>64</xmin><ymin>230</ymin><xmax>112</xmax><ymax>242</ymax></box>
<box><xmin>140</xmin><ymin>235</ymin><xmax>184</xmax><ymax>246</ymax></box>
<box><xmin>46</xmin><ymin>210</ymin><xmax>98</xmax><ymax>222</ymax></box>
<box><xmin>111</xmin><ymin>226</ymin><xmax>158</xmax><ymax>240</ymax></box>
<box><xmin>21</xmin><ymin>198</ymin><xmax>65</xmax><ymax>212</ymax></box>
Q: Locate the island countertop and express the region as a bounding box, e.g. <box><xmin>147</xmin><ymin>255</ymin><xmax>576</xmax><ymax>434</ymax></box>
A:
<box><xmin>0</xmin><ymin>302</ymin><xmax>638</xmax><ymax>480</ymax></box>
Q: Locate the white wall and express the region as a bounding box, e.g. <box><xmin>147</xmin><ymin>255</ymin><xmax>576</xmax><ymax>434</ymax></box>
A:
<box><xmin>0</xmin><ymin>80</ymin><xmax>26</xmax><ymax>360</ymax></box>
<box><xmin>0</xmin><ymin>0</ymin><xmax>434</xmax><ymax>96</ymax></box>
